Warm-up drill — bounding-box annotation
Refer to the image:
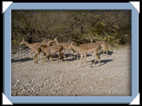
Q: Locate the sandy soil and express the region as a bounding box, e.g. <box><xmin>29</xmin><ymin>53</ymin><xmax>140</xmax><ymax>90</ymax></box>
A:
<box><xmin>11</xmin><ymin>47</ymin><xmax>131</xmax><ymax>96</ymax></box>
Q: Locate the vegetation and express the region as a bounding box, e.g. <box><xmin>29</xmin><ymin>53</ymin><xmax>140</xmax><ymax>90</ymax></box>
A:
<box><xmin>12</xmin><ymin>10</ymin><xmax>131</xmax><ymax>51</ymax></box>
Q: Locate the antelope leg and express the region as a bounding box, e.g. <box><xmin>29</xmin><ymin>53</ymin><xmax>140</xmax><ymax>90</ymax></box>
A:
<box><xmin>78</xmin><ymin>55</ymin><xmax>83</xmax><ymax>68</ymax></box>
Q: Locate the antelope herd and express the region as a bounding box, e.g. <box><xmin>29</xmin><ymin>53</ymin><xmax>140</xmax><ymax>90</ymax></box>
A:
<box><xmin>19</xmin><ymin>37</ymin><xmax>108</xmax><ymax>67</ymax></box>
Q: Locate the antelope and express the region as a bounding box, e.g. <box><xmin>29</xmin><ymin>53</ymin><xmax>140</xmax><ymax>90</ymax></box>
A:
<box><xmin>36</xmin><ymin>43</ymin><xmax>66</xmax><ymax>64</ymax></box>
<box><xmin>19</xmin><ymin>38</ymin><xmax>40</xmax><ymax>58</ymax></box>
<box><xmin>68</xmin><ymin>42</ymin><xmax>101</xmax><ymax>67</ymax></box>
<box><xmin>53</xmin><ymin>37</ymin><xmax>78</xmax><ymax>60</ymax></box>
<box><xmin>53</xmin><ymin>37</ymin><xmax>70</xmax><ymax>51</ymax></box>
<box><xmin>89</xmin><ymin>37</ymin><xmax>108</xmax><ymax>55</ymax></box>
<box><xmin>69</xmin><ymin>41</ymin><xmax>79</xmax><ymax>60</ymax></box>
<box><xmin>41</xmin><ymin>39</ymin><xmax>54</xmax><ymax>46</ymax></box>
<box><xmin>33</xmin><ymin>39</ymin><xmax>55</xmax><ymax>62</ymax></box>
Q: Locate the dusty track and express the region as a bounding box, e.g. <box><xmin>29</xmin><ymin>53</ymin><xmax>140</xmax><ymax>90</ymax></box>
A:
<box><xmin>11</xmin><ymin>47</ymin><xmax>131</xmax><ymax>96</ymax></box>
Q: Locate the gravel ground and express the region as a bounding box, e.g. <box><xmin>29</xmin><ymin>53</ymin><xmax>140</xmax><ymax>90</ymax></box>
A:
<box><xmin>11</xmin><ymin>47</ymin><xmax>131</xmax><ymax>96</ymax></box>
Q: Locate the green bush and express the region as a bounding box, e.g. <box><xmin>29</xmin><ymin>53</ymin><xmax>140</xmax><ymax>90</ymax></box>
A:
<box><xmin>12</xmin><ymin>10</ymin><xmax>131</xmax><ymax>51</ymax></box>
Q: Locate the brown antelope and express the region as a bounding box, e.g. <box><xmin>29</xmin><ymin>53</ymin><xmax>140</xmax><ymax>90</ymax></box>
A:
<box><xmin>53</xmin><ymin>37</ymin><xmax>78</xmax><ymax>60</ymax></box>
<box><xmin>33</xmin><ymin>39</ymin><xmax>55</xmax><ymax>62</ymax></box>
<box><xmin>19</xmin><ymin>38</ymin><xmax>40</xmax><ymax>58</ymax></box>
<box><xmin>89</xmin><ymin>37</ymin><xmax>108</xmax><ymax>55</ymax></box>
<box><xmin>68</xmin><ymin>42</ymin><xmax>101</xmax><ymax>67</ymax></box>
<box><xmin>53</xmin><ymin>37</ymin><xmax>70</xmax><ymax>50</ymax></box>
<box><xmin>36</xmin><ymin>43</ymin><xmax>66</xmax><ymax>64</ymax></box>
<box><xmin>41</xmin><ymin>39</ymin><xmax>54</xmax><ymax>47</ymax></box>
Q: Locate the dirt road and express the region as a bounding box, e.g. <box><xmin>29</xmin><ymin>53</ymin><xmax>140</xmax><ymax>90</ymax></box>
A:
<box><xmin>11</xmin><ymin>47</ymin><xmax>131</xmax><ymax>96</ymax></box>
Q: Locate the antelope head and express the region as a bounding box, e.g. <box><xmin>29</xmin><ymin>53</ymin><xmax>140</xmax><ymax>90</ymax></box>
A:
<box><xmin>53</xmin><ymin>37</ymin><xmax>58</xmax><ymax>42</ymax></box>
<box><xmin>68</xmin><ymin>41</ymin><xmax>74</xmax><ymax>49</ymax></box>
<box><xmin>19</xmin><ymin>38</ymin><xmax>25</xmax><ymax>45</ymax></box>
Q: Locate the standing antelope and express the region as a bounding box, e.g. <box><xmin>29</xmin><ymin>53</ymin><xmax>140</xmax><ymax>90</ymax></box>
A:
<box><xmin>36</xmin><ymin>43</ymin><xmax>66</xmax><ymax>64</ymax></box>
<box><xmin>68</xmin><ymin>42</ymin><xmax>101</xmax><ymax>67</ymax></box>
<box><xmin>19</xmin><ymin>38</ymin><xmax>40</xmax><ymax>58</ymax></box>
<box><xmin>89</xmin><ymin>37</ymin><xmax>108</xmax><ymax>55</ymax></box>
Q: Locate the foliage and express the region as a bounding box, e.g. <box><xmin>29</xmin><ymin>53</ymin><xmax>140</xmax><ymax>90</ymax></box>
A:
<box><xmin>12</xmin><ymin>10</ymin><xmax>131</xmax><ymax>50</ymax></box>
